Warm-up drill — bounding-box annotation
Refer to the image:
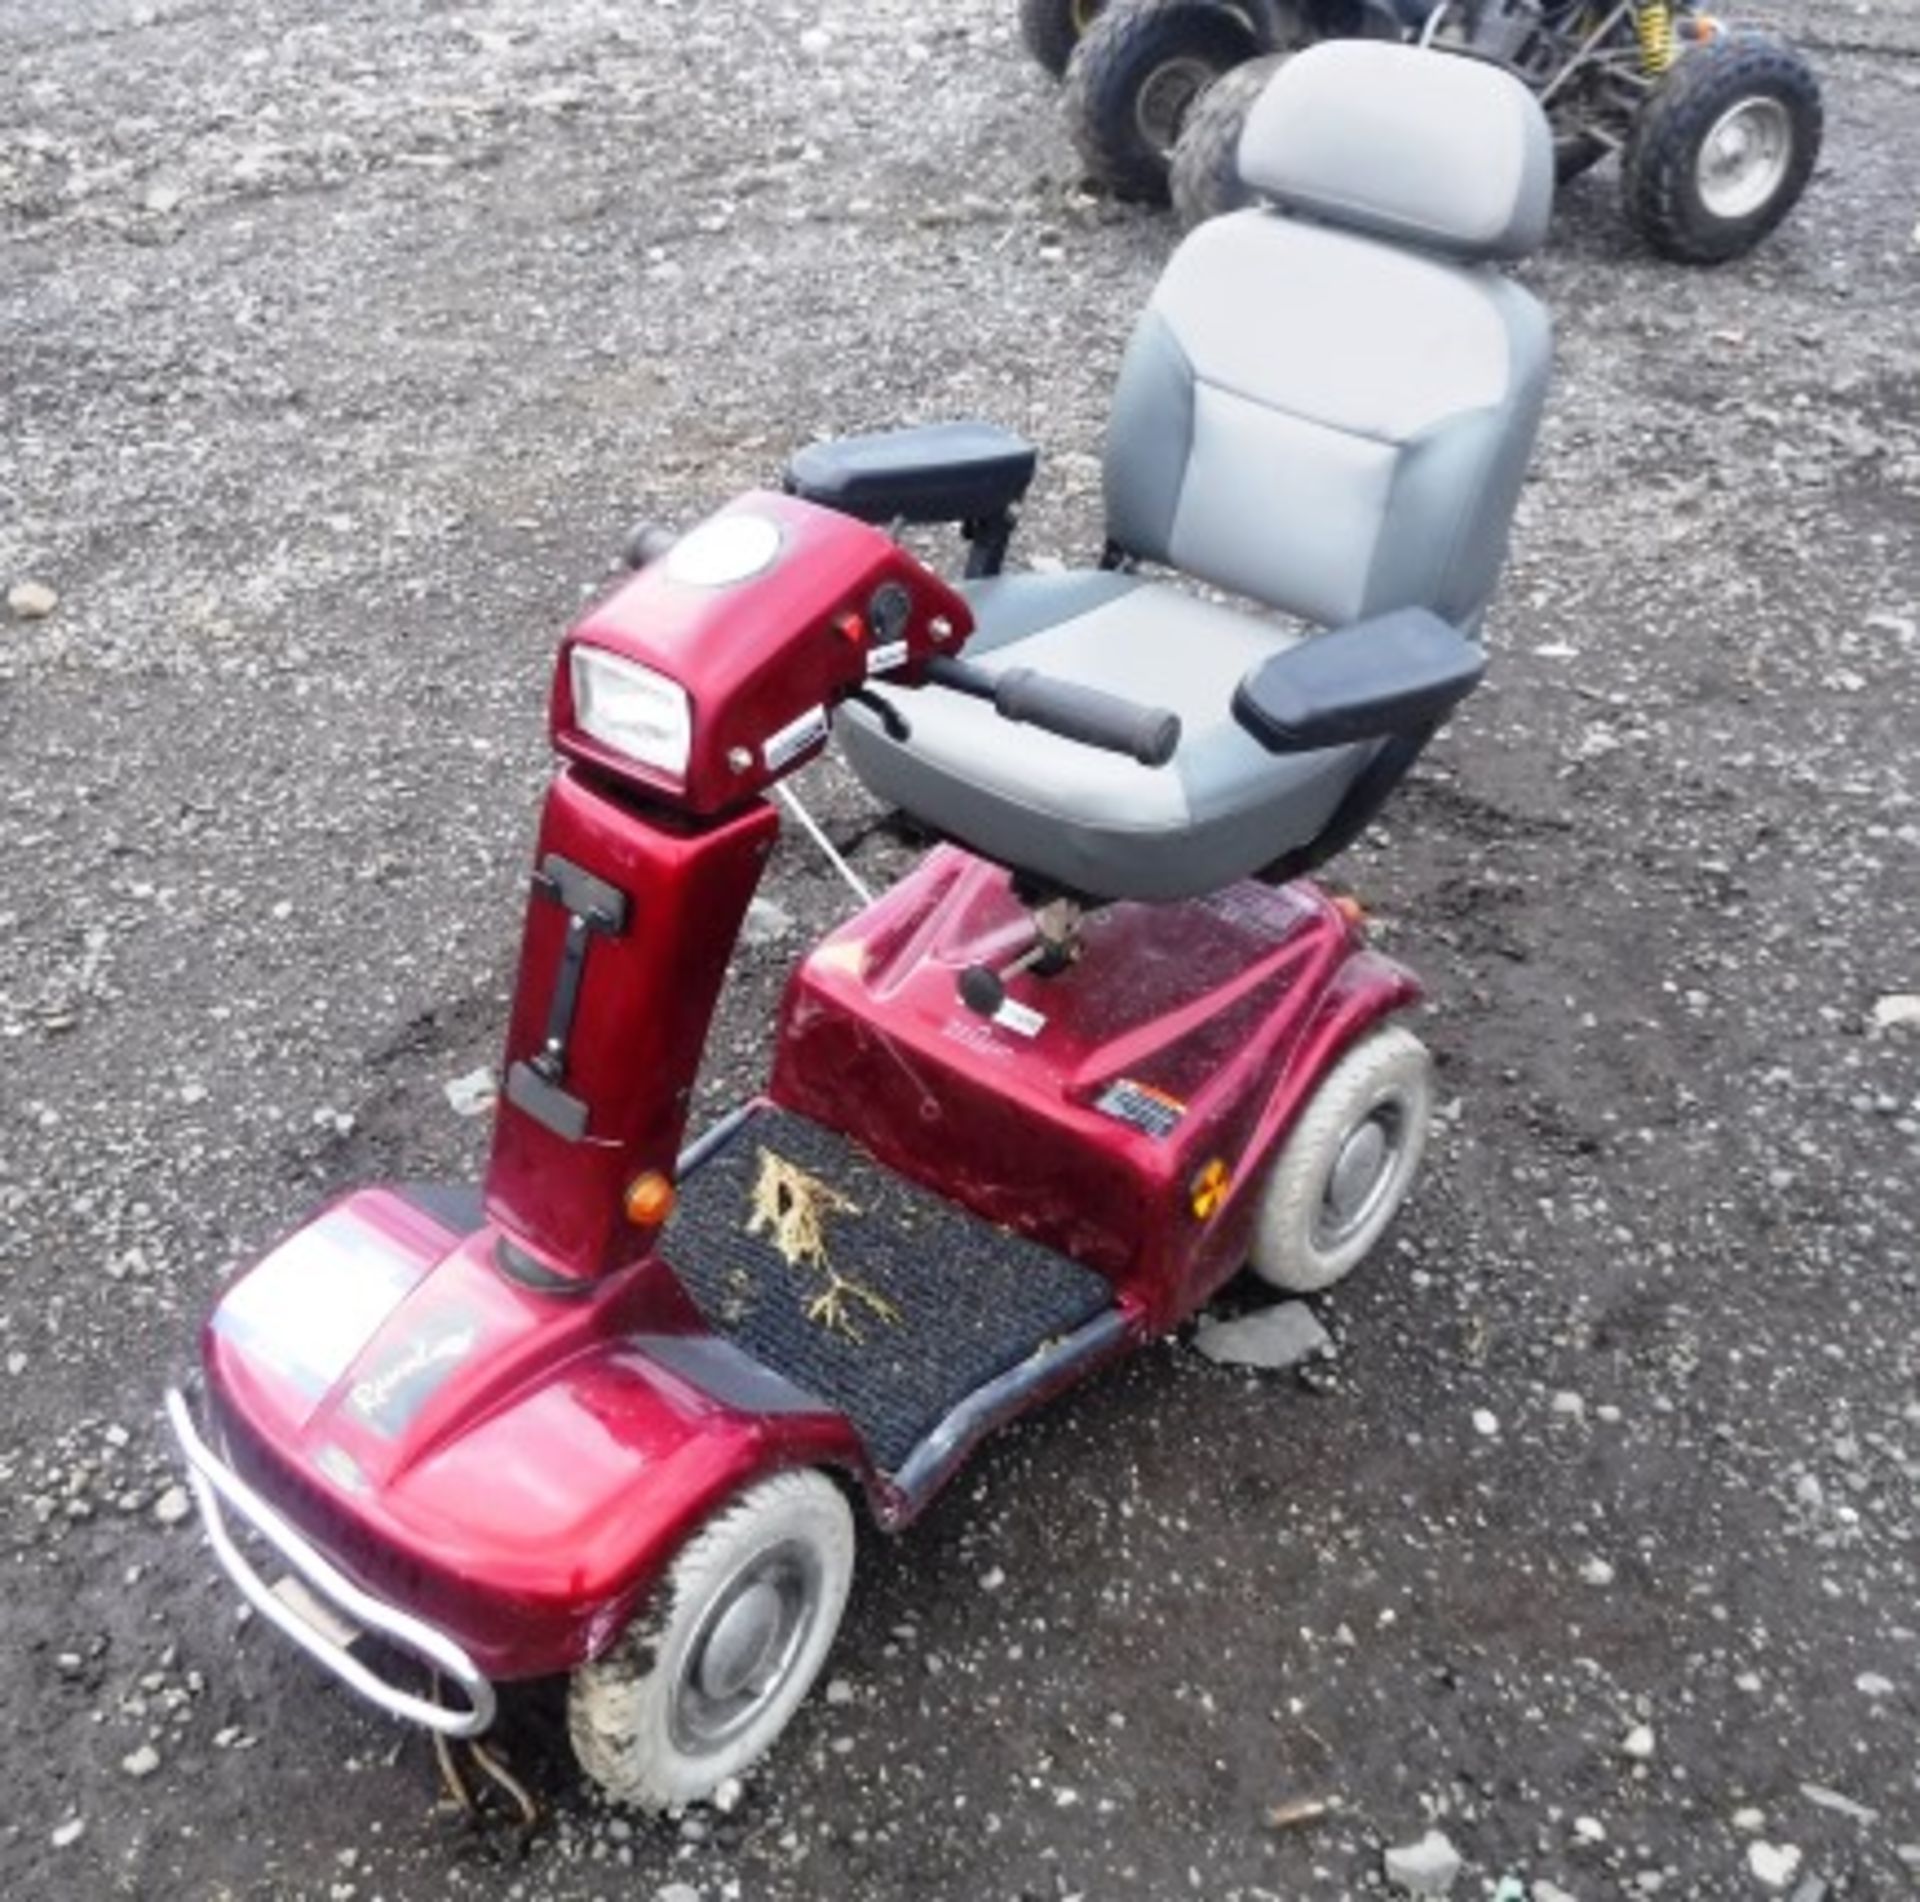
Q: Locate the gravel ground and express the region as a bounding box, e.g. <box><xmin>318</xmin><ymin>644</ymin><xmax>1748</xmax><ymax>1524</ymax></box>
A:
<box><xmin>3</xmin><ymin>2</ymin><xmax>1918</xmax><ymax>1897</ymax></box>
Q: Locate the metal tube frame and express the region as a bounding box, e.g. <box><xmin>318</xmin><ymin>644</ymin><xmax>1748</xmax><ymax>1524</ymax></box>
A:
<box><xmin>163</xmin><ymin>1387</ymin><xmax>497</xmax><ymax>1739</ymax></box>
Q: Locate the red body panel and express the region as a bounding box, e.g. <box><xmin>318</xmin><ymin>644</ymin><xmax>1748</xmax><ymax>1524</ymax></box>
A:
<box><xmin>203</xmin><ymin>1189</ymin><xmax>860</xmax><ymax>1677</ymax></box>
<box><xmin>484</xmin><ymin>769</ymin><xmax>776</xmax><ymax>1282</ymax></box>
<box><xmin>553</xmin><ymin>492</ymin><xmax>971</xmax><ymax>814</ymax></box>
<box><xmin>772</xmin><ymin>849</ymin><xmax>1421</xmax><ymax>1332</ymax></box>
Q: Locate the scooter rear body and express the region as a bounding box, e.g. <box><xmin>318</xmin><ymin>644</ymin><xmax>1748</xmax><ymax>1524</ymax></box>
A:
<box><xmin>772</xmin><ymin>846</ymin><xmax>1416</xmax><ymax>1334</ymax></box>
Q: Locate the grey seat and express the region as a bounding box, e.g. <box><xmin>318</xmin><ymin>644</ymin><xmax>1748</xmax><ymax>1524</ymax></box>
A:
<box><xmin>840</xmin><ymin>41</ymin><xmax>1555</xmax><ymax>903</ymax></box>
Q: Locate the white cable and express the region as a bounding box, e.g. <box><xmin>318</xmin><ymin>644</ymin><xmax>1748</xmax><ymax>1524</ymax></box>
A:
<box><xmin>774</xmin><ymin>782</ymin><xmax>875</xmax><ymax>906</ymax></box>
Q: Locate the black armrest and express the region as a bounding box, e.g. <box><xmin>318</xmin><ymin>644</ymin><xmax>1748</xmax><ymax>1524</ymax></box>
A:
<box><xmin>1232</xmin><ymin>608</ymin><xmax>1486</xmax><ymax>753</ymax></box>
<box><xmin>783</xmin><ymin>421</ymin><xmax>1038</xmax><ymax>527</ymax></box>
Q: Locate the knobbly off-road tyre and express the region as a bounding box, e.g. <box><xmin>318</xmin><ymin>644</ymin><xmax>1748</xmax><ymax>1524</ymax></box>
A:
<box><xmin>1066</xmin><ymin>0</ymin><xmax>1265</xmax><ymax>203</ymax></box>
<box><xmin>1621</xmin><ymin>33</ymin><xmax>1822</xmax><ymax>263</ymax></box>
<box><xmin>1169</xmin><ymin>51</ymin><xmax>1289</xmax><ymax>229</ymax></box>
<box><xmin>1020</xmin><ymin>0</ymin><xmax>1111</xmax><ymax>79</ymax></box>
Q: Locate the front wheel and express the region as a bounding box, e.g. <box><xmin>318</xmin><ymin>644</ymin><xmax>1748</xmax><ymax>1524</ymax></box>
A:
<box><xmin>1248</xmin><ymin>1024</ymin><xmax>1433</xmax><ymax>1294</ymax></box>
<box><xmin>1621</xmin><ymin>34</ymin><xmax>1822</xmax><ymax>263</ymax></box>
<box><xmin>1065</xmin><ymin>0</ymin><xmax>1265</xmax><ymax>203</ymax></box>
<box><xmin>1169</xmin><ymin>51</ymin><xmax>1290</xmax><ymax>230</ymax></box>
<box><xmin>569</xmin><ymin>1469</ymin><xmax>854</xmax><ymax>1811</ymax></box>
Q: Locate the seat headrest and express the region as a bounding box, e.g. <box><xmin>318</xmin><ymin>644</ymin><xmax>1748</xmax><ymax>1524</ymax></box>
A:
<box><xmin>1238</xmin><ymin>40</ymin><xmax>1553</xmax><ymax>262</ymax></box>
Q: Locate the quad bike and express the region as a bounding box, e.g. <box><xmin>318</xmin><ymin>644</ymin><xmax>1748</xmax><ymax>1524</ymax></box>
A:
<box><xmin>1048</xmin><ymin>0</ymin><xmax>1822</xmax><ymax>264</ymax></box>
<box><xmin>165</xmin><ymin>43</ymin><xmax>1555</xmax><ymax>1816</ymax></box>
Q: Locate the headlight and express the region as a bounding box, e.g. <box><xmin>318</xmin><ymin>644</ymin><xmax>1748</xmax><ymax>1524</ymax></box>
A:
<box><xmin>569</xmin><ymin>647</ymin><xmax>692</xmax><ymax>780</ymax></box>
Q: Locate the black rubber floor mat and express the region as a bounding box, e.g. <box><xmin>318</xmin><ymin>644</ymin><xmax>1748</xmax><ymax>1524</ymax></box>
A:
<box><xmin>664</xmin><ymin>1107</ymin><xmax>1114</xmax><ymax>1474</ymax></box>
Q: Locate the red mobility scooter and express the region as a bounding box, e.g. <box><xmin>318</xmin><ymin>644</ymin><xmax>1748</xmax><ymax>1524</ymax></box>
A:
<box><xmin>166</xmin><ymin>43</ymin><xmax>1555</xmax><ymax>1812</ymax></box>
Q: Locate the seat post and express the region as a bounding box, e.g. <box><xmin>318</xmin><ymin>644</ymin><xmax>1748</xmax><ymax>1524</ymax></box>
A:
<box><xmin>1256</xmin><ymin>720</ymin><xmax>1441</xmax><ymax>887</ymax></box>
<box><xmin>961</xmin><ymin>507</ymin><xmax>1019</xmax><ymax>579</ymax></box>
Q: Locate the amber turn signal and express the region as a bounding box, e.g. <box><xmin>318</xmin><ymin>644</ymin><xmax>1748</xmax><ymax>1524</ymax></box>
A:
<box><xmin>1189</xmin><ymin>1158</ymin><xmax>1231</xmax><ymax>1221</ymax></box>
<box><xmin>623</xmin><ymin>1171</ymin><xmax>677</xmax><ymax>1227</ymax></box>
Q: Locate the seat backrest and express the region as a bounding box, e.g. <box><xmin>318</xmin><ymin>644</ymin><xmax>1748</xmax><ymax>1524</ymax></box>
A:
<box><xmin>1103</xmin><ymin>41</ymin><xmax>1553</xmax><ymax>632</ymax></box>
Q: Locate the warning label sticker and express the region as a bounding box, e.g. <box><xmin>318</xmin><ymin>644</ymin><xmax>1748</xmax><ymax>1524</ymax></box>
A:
<box><xmin>763</xmin><ymin>705</ymin><xmax>829</xmax><ymax>772</ymax></box>
<box><xmin>1094</xmin><ymin>1078</ymin><xmax>1188</xmax><ymax>1140</ymax></box>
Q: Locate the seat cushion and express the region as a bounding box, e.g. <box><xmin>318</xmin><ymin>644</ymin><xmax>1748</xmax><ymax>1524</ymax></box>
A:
<box><xmin>836</xmin><ymin>573</ymin><xmax>1375</xmax><ymax>903</ymax></box>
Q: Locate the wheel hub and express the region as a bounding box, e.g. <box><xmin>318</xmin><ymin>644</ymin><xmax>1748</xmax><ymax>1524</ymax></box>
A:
<box><xmin>1135</xmin><ymin>58</ymin><xmax>1211</xmax><ymax>157</ymax></box>
<box><xmin>1315</xmin><ymin>1105</ymin><xmax>1405</xmax><ymax>1250</ymax></box>
<box><xmin>1696</xmin><ymin>96</ymin><xmax>1792</xmax><ymax>221</ymax></box>
<box><xmin>697</xmin><ymin>1579</ymin><xmax>785</xmax><ymax>1703</ymax></box>
<box><xmin>1327</xmin><ymin>1122</ymin><xmax>1388</xmax><ymax>1223</ymax></box>
<box><xmin>671</xmin><ymin>1540</ymin><xmax>820</xmax><ymax>1755</ymax></box>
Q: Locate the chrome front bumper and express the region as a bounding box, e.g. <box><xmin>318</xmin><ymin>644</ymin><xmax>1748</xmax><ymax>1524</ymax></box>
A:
<box><xmin>163</xmin><ymin>1386</ymin><xmax>496</xmax><ymax>1738</ymax></box>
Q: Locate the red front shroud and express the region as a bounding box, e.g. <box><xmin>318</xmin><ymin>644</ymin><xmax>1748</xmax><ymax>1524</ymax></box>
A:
<box><xmin>549</xmin><ymin>490</ymin><xmax>971</xmax><ymax>816</ymax></box>
<box><xmin>202</xmin><ymin>1193</ymin><xmax>865</xmax><ymax>1678</ymax></box>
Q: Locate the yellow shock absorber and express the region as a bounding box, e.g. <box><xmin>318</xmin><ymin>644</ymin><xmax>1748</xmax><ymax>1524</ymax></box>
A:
<box><xmin>1637</xmin><ymin>1</ymin><xmax>1678</xmax><ymax>74</ymax></box>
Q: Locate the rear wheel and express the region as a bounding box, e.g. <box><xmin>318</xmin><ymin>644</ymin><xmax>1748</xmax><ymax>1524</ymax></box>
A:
<box><xmin>1020</xmin><ymin>0</ymin><xmax>1111</xmax><ymax>80</ymax></box>
<box><xmin>1169</xmin><ymin>51</ymin><xmax>1290</xmax><ymax>229</ymax></box>
<box><xmin>1621</xmin><ymin>34</ymin><xmax>1822</xmax><ymax>263</ymax></box>
<box><xmin>569</xmin><ymin>1469</ymin><xmax>854</xmax><ymax>1811</ymax></box>
<box><xmin>1065</xmin><ymin>0</ymin><xmax>1265</xmax><ymax>203</ymax></box>
<box><xmin>1249</xmin><ymin>1025</ymin><xmax>1432</xmax><ymax>1294</ymax></box>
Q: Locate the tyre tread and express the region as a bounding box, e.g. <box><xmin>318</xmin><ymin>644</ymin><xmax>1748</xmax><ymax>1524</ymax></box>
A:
<box><xmin>1020</xmin><ymin>0</ymin><xmax>1093</xmax><ymax>81</ymax></box>
<box><xmin>1621</xmin><ymin>34</ymin><xmax>1822</xmax><ymax>263</ymax></box>
<box><xmin>1065</xmin><ymin>0</ymin><xmax>1263</xmax><ymax>202</ymax></box>
<box><xmin>1169</xmin><ymin>51</ymin><xmax>1286</xmax><ymax>230</ymax></box>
